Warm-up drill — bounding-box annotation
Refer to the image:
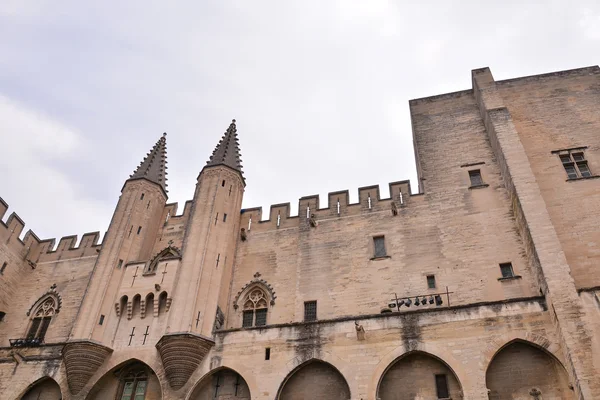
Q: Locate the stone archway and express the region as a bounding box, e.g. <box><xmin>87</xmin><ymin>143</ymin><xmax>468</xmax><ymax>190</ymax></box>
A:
<box><xmin>20</xmin><ymin>377</ymin><xmax>62</xmax><ymax>400</ymax></box>
<box><xmin>85</xmin><ymin>359</ymin><xmax>162</xmax><ymax>400</ymax></box>
<box><xmin>277</xmin><ymin>359</ymin><xmax>351</xmax><ymax>400</ymax></box>
<box><xmin>486</xmin><ymin>340</ymin><xmax>574</xmax><ymax>400</ymax></box>
<box><xmin>188</xmin><ymin>367</ymin><xmax>251</xmax><ymax>400</ymax></box>
<box><xmin>377</xmin><ymin>351</ymin><xmax>463</xmax><ymax>400</ymax></box>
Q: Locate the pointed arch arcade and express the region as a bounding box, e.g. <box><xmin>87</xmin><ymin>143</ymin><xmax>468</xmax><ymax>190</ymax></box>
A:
<box><xmin>19</xmin><ymin>377</ymin><xmax>62</xmax><ymax>400</ymax></box>
<box><xmin>188</xmin><ymin>367</ymin><xmax>251</xmax><ymax>400</ymax></box>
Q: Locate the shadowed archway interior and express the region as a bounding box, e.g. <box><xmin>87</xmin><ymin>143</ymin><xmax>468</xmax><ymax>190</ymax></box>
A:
<box><xmin>486</xmin><ymin>341</ymin><xmax>574</xmax><ymax>400</ymax></box>
<box><xmin>377</xmin><ymin>351</ymin><xmax>463</xmax><ymax>400</ymax></box>
<box><xmin>189</xmin><ymin>368</ymin><xmax>250</xmax><ymax>400</ymax></box>
<box><xmin>278</xmin><ymin>360</ymin><xmax>351</xmax><ymax>400</ymax></box>
<box><xmin>20</xmin><ymin>377</ymin><xmax>62</xmax><ymax>400</ymax></box>
<box><xmin>85</xmin><ymin>360</ymin><xmax>161</xmax><ymax>400</ymax></box>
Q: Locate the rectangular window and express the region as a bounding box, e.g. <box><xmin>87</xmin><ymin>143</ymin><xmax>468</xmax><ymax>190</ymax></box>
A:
<box><xmin>265</xmin><ymin>347</ymin><xmax>271</xmax><ymax>360</ymax></box>
<box><xmin>27</xmin><ymin>318</ymin><xmax>42</xmax><ymax>339</ymax></box>
<box><xmin>99</xmin><ymin>315</ymin><xmax>105</xmax><ymax>325</ymax></box>
<box><xmin>0</xmin><ymin>311</ymin><xmax>5</xmax><ymax>322</ymax></box>
<box><xmin>242</xmin><ymin>311</ymin><xmax>254</xmax><ymax>328</ymax></box>
<box><xmin>255</xmin><ymin>309</ymin><xmax>267</xmax><ymax>326</ymax></box>
<box><xmin>427</xmin><ymin>275</ymin><xmax>436</xmax><ymax>289</ymax></box>
<box><xmin>304</xmin><ymin>301</ymin><xmax>317</xmax><ymax>321</ymax></box>
<box><xmin>140</xmin><ymin>193</ymin><xmax>145</xmax><ymax>200</ymax></box>
<box><xmin>468</xmin><ymin>169</ymin><xmax>483</xmax><ymax>186</ymax></box>
<box><xmin>137</xmin><ymin>226</ymin><xmax>142</xmax><ymax>235</ymax></box>
<box><xmin>373</xmin><ymin>236</ymin><xmax>387</xmax><ymax>258</ymax></box>
<box><xmin>435</xmin><ymin>374</ymin><xmax>449</xmax><ymax>399</ymax></box>
<box><xmin>559</xmin><ymin>151</ymin><xmax>592</xmax><ymax>179</ymax></box>
<box><xmin>37</xmin><ymin>317</ymin><xmax>51</xmax><ymax>341</ymax></box>
<box><xmin>223</xmin><ymin>213</ymin><xmax>228</xmax><ymax>222</ymax></box>
<box><xmin>500</xmin><ymin>262</ymin><xmax>515</xmax><ymax>278</ymax></box>
<box><xmin>0</xmin><ymin>262</ymin><xmax>6</xmax><ymax>274</ymax></box>
<box><xmin>117</xmin><ymin>259</ymin><xmax>123</xmax><ymax>269</ymax></box>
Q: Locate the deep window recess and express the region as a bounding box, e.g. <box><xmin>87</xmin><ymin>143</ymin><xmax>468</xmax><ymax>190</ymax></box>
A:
<box><xmin>304</xmin><ymin>301</ymin><xmax>317</xmax><ymax>322</ymax></box>
<box><xmin>435</xmin><ymin>374</ymin><xmax>450</xmax><ymax>399</ymax></box>
<box><xmin>265</xmin><ymin>347</ymin><xmax>271</xmax><ymax>360</ymax></box>
<box><xmin>140</xmin><ymin>193</ymin><xmax>145</xmax><ymax>200</ymax></box>
<box><xmin>0</xmin><ymin>262</ymin><xmax>7</xmax><ymax>274</ymax></box>
<box><xmin>0</xmin><ymin>312</ymin><xmax>5</xmax><ymax>322</ymax></box>
<box><xmin>499</xmin><ymin>262</ymin><xmax>515</xmax><ymax>278</ymax></box>
<box><xmin>222</xmin><ymin>180</ymin><xmax>226</xmax><ymax>187</ymax></box>
<box><xmin>137</xmin><ymin>226</ymin><xmax>142</xmax><ymax>235</ymax></box>
<box><xmin>373</xmin><ymin>236</ymin><xmax>387</xmax><ymax>258</ymax></box>
<box><xmin>117</xmin><ymin>259</ymin><xmax>123</xmax><ymax>269</ymax></box>
<box><xmin>427</xmin><ymin>275</ymin><xmax>436</xmax><ymax>289</ymax></box>
<box><xmin>223</xmin><ymin>213</ymin><xmax>228</xmax><ymax>222</ymax></box>
<box><xmin>99</xmin><ymin>315</ymin><xmax>105</xmax><ymax>325</ymax></box>
<box><xmin>468</xmin><ymin>169</ymin><xmax>484</xmax><ymax>186</ymax></box>
<box><xmin>560</xmin><ymin>151</ymin><xmax>592</xmax><ymax>178</ymax></box>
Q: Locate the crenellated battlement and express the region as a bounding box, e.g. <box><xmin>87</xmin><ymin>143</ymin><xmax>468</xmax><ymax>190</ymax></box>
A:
<box><xmin>240</xmin><ymin>180</ymin><xmax>419</xmax><ymax>232</ymax></box>
<box><xmin>0</xmin><ymin>196</ymin><xmax>103</xmax><ymax>264</ymax></box>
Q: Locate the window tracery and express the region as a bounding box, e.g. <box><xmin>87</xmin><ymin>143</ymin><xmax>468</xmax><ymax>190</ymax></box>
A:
<box><xmin>26</xmin><ymin>296</ymin><xmax>57</xmax><ymax>342</ymax></box>
<box><xmin>242</xmin><ymin>287</ymin><xmax>268</xmax><ymax>328</ymax></box>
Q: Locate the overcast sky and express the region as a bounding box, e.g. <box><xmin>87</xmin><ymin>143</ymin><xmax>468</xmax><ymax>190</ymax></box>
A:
<box><xmin>1</xmin><ymin>1</ymin><xmax>599</xmax><ymax>243</ymax></box>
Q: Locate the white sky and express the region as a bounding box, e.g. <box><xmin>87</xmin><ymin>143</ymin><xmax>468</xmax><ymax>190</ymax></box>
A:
<box><xmin>1</xmin><ymin>1</ymin><xmax>599</xmax><ymax>242</ymax></box>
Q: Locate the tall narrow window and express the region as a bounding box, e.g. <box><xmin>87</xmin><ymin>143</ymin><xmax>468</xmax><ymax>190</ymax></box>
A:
<box><xmin>223</xmin><ymin>213</ymin><xmax>228</xmax><ymax>222</ymax></box>
<box><xmin>427</xmin><ymin>275</ymin><xmax>436</xmax><ymax>289</ymax></box>
<box><xmin>117</xmin><ymin>259</ymin><xmax>123</xmax><ymax>269</ymax></box>
<box><xmin>559</xmin><ymin>151</ymin><xmax>592</xmax><ymax>178</ymax></box>
<box><xmin>468</xmin><ymin>169</ymin><xmax>483</xmax><ymax>186</ymax></box>
<box><xmin>265</xmin><ymin>347</ymin><xmax>271</xmax><ymax>360</ymax></box>
<box><xmin>26</xmin><ymin>297</ymin><xmax>57</xmax><ymax>342</ymax></box>
<box><xmin>137</xmin><ymin>226</ymin><xmax>142</xmax><ymax>235</ymax></box>
<box><xmin>0</xmin><ymin>262</ymin><xmax>7</xmax><ymax>274</ymax></box>
<box><xmin>373</xmin><ymin>236</ymin><xmax>387</xmax><ymax>258</ymax></box>
<box><xmin>499</xmin><ymin>262</ymin><xmax>515</xmax><ymax>278</ymax></box>
<box><xmin>222</xmin><ymin>180</ymin><xmax>226</xmax><ymax>187</ymax></box>
<box><xmin>140</xmin><ymin>193</ymin><xmax>145</xmax><ymax>200</ymax></box>
<box><xmin>242</xmin><ymin>288</ymin><xmax>269</xmax><ymax>328</ymax></box>
<box><xmin>435</xmin><ymin>374</ymin><xmax>449</xmax><ymax>399</ymax></box>
<box><xmin>0</xmin><ymin>312</ymin><xmax>5</xmax><ymax>322</ymax></box>
<box><xmin>304</xmin><ymin>301</ymin><xmax>317</xmax><ymax>321</ymax></box>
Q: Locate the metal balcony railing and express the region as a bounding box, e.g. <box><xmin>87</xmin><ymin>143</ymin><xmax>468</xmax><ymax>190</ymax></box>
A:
<box><xmin>9</xmin><ymin>338</ymin><xmax>43</xmax><ymax>347</ymax></box>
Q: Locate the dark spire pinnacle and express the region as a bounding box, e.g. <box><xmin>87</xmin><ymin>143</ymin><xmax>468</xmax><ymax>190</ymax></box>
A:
<box><xmin>205</xmin><ymin>119</ymin><xmax>244</xmax><ymax>178</ymax></box>
<box><xmin>127</xmin><ymin>133</ymin><xmax>168</xmax><ymax>195</ymax></box>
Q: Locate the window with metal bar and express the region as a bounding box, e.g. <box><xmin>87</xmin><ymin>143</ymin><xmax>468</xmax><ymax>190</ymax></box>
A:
<box><xmin>500</xmin><ymin>262</ymin><xmax>515</xmax><ymax>278</ymax></box>
<box><xmin>255</xmin><ymin>309</ymin><xmax>267</xmax><ymax>326</ymax></box>
<box><xmin>304</xmin><ymin>301</ymin><xmax>317</xmax><ymax>321</ymax></box>
<box><xmin>468</xmin><ymin>169</ymin><xmax>484</xmax><ymax>186</ymax></box>
<box><xmin>242</xmin><ymin>311</ymin><xmax>254</xmax><ymax>328</ymax></box>
<box><xmin>373</xmin><ymin>236</ymin><xmax>387</xmax><ymax>258</ymax></box>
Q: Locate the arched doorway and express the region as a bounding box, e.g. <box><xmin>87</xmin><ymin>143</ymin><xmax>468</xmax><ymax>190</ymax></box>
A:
<box><xmin>20</xmin><ymin>377</ymin><xmax>62</xmax><ymax>400</ymax></box>
<box><xmin>377</xmin><ymin>351</ymin><xmax>463</xmax><ymax>400</ymax></box>
<box><xmin>86</xmin><ymin>360</ymin><xmax>161</xmax><ymax>400</ymax></box>
<box><xmin>278</xmin><ymin>360</ymin><xmax>351</xmax><ymax>400</ymax></box>
<box><xmin>188</xmin><ymin>368</ymin><xmax>250</xmax><ymax>400</ymax></box>
<box><xmin>486</xmin><ymin>341</ymin><xmax>574</xmax><ymax>399</ymax></box>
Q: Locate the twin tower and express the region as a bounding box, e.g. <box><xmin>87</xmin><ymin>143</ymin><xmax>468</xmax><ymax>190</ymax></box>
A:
<box><xmin>63</xmin><ymin>121</ymin><xmax>245</xmax><ymax>394</ymax></box>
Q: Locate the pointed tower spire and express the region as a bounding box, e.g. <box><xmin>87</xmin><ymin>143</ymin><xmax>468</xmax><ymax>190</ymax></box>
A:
<box><xmin>127</xmin><ymin>133</ymin><xmax>168</xmax><ymax>195</ymax></box>
<box><xmin>204</xmin><ymin>119</ymin><xmax>244</xmax><ymax>180</ymax></box>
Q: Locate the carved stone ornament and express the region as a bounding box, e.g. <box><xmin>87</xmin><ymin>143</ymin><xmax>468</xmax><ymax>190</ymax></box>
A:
<box><xmin>27</xmin><ymin>285</ymin><xmax>62</xmax><ymax>316</ymax></box>
<box><xmin>233</xmin><ymin>276</ymin><xmax>276</xmax><ymax>310</ymax></box>
<box><xmin>156</xmin><ymin>333</ymin><xmax>215</xmax><ymax>390</ymax></box>
<box><xmin>62</xmin><ymin>340</ymin><xmax>113</xmax><ymax>395</ymax></box>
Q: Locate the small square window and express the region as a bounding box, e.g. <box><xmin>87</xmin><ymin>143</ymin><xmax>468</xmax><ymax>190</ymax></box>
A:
<box><xmin>468</xmin><ymin>169</ymin><xmax>483</xmax><ymax>186</ymax></box>
<box><xmin>304</xmin><ymin>301</ymin><xmax>317</xmax><ymax>322</ymax></box>
<box><xmin>560</xmin><ymin>154</ymin><xmax>572</xmax><ymax>164</ymax></box>
<box><xmin>435</xmin><ymin>374</ymin><xmax>449</xmax><ymax>399</ymax></box>
<box><xmin>564</xmin><ymin>164</ymin><xmax>578</xmax><ymax>179</ymax></box>
<box><xmin>427</xmin><ymin>275</ymin><xmax>436</xmax><ymax>289</ymax></box>
<box><xmin>572</xmin><ymin>152</ymin><xmax>585</xmax><ymax>162</ymax></box>
<box><xmin>255</xmin><ymin>309</ymin><xmax>267</xmax><ymax>326</ymax></box>
<box><xmin>499</xmin><ymin>262</ymin><xmax>514</xmax><ymax>278</ymax></box>
<box><xmin>373</xmin><ymin>236</ymin><xmax>387</xmax><ymax>258</ymax></box>
<box><xmin>577</xmin><ymin>162</ymin><xmax>592</xmax><ymax>177</ymax></box>
<box><xmin>242</xmin><ymin>311</ymin><xmax>254</xmax><ymax>328</ymax></box>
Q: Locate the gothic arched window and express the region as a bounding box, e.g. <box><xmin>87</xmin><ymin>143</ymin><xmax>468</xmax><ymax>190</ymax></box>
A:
<box><xmin>242</xmin><ymin>287</ymin><xmax>268</xmax><ymax>328</ymax></box>
<box><xmin>26</xmin><ymin>296</ymin><xmax>57</xmax><ymax>342</ymax></box>
<box><xmin>117</xmin><ymin>365</ymin><xmax>148</xmax><ymax>400</ymax></box>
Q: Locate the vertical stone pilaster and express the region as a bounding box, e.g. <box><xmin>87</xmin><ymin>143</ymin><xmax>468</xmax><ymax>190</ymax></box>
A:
<box><xmin>472</xmin><ymin>67</ymin><xmax>600</xmax><ymax>398</ymax></box>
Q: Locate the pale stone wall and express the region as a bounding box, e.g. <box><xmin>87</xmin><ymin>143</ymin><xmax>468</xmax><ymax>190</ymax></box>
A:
<box><xmin>496</xmin><ymin>67</ymin><xmax>600</xmax><ymax>289</ymax></box>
